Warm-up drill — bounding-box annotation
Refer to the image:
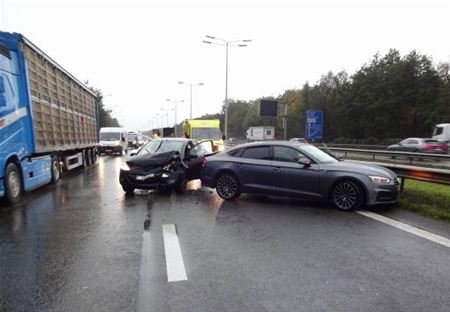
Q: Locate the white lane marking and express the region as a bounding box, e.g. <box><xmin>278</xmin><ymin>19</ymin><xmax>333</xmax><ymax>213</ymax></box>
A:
<box><xmin>357</xmin><ymin>210</ymin><xmax>450</xmax><ymax>248</ymax></box>
<box><xmin>162</xmin><ymin>224</ymin><xmax>187</xmax><ymax>282</ymax></box>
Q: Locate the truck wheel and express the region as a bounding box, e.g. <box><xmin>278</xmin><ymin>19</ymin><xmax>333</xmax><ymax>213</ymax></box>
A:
<box><xmin>89</xmin><ymin>149</ymin><xmax>96</xmax><ymax>165</ymax></box>
<box><xmin>50</xmin><ymin>156</ymin><xmax>61</xmax><ymax>184</ymax></box>
<box><xmin>84</xmin><ymin>150</ymin><xmax>91</xmax><ymax>167</ymax></box>
<box><xmin>4</xmin><ymin>163</ymin><xmax>23</xmax><ymax>205</ymax></box>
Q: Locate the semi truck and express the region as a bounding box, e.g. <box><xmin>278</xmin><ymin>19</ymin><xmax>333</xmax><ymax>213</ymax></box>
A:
<box><xmin>0</xmin><ymin>32</ymin><xmax>99</xmax><ymax>204</ymax></box>
<box><xmin>182</xmin><ymin>119</ymin><xmax>224</xmax><ymax>151</ymax></box>
<box><xmin>246</xmin><ymin>126</ymin><xmax>275</xmax><ymax>141</ymax></box>
<box><xmin>432</xmin><ymin>123</ymin><xmax>450</xmax><ymax>145</ymax></box>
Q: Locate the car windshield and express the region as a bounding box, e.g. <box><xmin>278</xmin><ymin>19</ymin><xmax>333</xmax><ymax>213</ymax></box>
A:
<box><xmin>137</xmin><ymin>140</ymin><xmax>185</xmax><ymax>156</ymax></box>
<box><xmin>192</xmin><ymin>128</ymin><xmax>221</xmax><ymax>140</ymax></box>
<box><xmin>100</xmin><ymin>133</ymin><xmax>121</xmax><ymax>141</ymax></box>
<box><xmin>299</xmin><ymin>144</ymin><xmax>339</xmax><ymax>163</ymax></box>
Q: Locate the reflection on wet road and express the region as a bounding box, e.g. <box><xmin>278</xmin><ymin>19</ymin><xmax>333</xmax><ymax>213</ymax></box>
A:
<box><xmin>1</xmin><ymin>155</ymin><xmax>450</xmax><ymax>312</ymax></box>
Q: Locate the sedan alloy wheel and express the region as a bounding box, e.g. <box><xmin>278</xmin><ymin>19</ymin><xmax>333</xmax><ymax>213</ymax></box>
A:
<box><xmin>332</xmin><ymin>181</ymin><xmax>364</xmax><ymax>210</ymax></box>
<box><xmin>216</xmin><ymin>173</ymin><xmax>241</xmax><ymax>200</ymax></box>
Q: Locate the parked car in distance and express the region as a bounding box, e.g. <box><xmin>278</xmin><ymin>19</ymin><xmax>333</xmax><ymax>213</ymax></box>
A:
<box><xmin>289</xmin><ymin>137</ymin><xmax>309</xmax><ymax>143</ymax></box>
<box><xmin>128</xmin><ymin>132</ymin><xmax>145</xmax><ymax>149</ymax></box>
<box><xmin>201</xmin><ymin>141</ymin><xmax>399</xmax><ymax>210</ymax></box>
<box><xmin>387</xmin><ymin>138</ymin><xmax>448</xmax><ymax>154</ymax></box>
<box><xmin>120</xmin><ymin>138</ymin><xmax>213</xmax><ymax>194</ymax></box>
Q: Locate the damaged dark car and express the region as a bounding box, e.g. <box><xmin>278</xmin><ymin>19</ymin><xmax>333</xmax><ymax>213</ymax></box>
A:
<box><xmin>119</xmin><ymin>138</ymin><xmax>213</xmax><ymax>194</ymax></box>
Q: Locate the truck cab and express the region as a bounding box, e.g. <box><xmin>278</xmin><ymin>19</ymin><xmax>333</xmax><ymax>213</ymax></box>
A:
<box><xmin>432</xmin><ymin>124</ymin><xmax>450</xmax><ymax>144</ymax></box>
<box><xmin>182</xmin><ymin>119</ymin><xmax>224</xmax><ymax>152</ymax></box>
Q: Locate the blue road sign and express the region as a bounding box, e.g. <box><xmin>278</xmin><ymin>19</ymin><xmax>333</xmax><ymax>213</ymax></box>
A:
<box><xmin>306</xmin><ymin>110</ymin><xmax>323</xmax><ymax>140</ymax></box>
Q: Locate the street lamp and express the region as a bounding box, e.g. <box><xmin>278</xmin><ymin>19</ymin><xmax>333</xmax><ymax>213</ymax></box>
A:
<box><xmin>203</xmin><ymin>35</ymin><xmax>251</xmax><ymax>139</ymax></box>
<box><xmin>166</xmin><ymin>99</ymin><xmax>185</xmax><ymax>136</ymax></box>
<box><xmin>178</xmin><ymin>81</ymin><xmax>204</xmax><ymax>119</ymax></box>
<box><xmin>160</xmin><ymin>108</ymin><xmax>174</xmax><ymax>127</ymax></box>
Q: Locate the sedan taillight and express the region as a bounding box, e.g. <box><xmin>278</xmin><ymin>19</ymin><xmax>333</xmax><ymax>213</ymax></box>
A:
<box><xmin>201</xmin><ymin>158</ymin><xmax>208</xmax><ymax>168</ymax></box>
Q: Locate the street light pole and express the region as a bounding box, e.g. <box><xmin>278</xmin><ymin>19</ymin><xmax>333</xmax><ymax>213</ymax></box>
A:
<box><xmin>225</xmin><ymin>42</ymin><xmax>229</xmax><ymax>140</ymax></box>
<box><xmin>166</xmin><ymin>99</ymin><xmax>185</xmax><ymax>136</ymax></box>
<box><xmin>203</xmin><ymin>35</ymin><xmax>251</xmax><ymax>140</ymax></box>
<box><xmin>178</xmin><ymin>81</ymin><xmax>204</xmax><ymax>119</ymax></box>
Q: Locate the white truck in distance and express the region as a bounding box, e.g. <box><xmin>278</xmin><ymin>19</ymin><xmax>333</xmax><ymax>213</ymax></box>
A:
<box><xmin>432</xmin><ymin>124</ymin><xmax>450</xmax><ymax>145</ymax></box>
<box><xmin>246</xmin><ymin>126</ymin><xmax>275</xmax><ymax>141</ymax></box>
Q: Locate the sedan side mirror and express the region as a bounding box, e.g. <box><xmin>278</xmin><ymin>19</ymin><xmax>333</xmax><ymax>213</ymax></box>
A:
<box><xmin>298</xmin><ymin>158</ymin><xmax>311</xmax><ymax>167</ymax></box>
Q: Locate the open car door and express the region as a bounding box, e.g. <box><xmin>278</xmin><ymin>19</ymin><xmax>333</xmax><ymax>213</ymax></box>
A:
<box><xmin>185</xmin><ymin>140</ymin><xmax>214</xmax><ymax>180</ymax></box>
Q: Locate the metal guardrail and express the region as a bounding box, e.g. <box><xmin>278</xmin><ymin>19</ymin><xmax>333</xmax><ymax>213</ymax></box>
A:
<box><xmin>321</xmin><ymin>147</ymin><xmax>450</xmax><ymax>164</ymax></box>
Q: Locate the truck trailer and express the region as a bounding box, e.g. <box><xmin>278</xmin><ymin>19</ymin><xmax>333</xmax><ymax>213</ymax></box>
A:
<box><xmin>0</xmin><ymin>32</ymin><xmax>99</xmax><ymax>204</ymax></box>
<box><xmin>246</xmin><ymin>126</ymin><xmax>275</xmax><ymax>141</ymax></box>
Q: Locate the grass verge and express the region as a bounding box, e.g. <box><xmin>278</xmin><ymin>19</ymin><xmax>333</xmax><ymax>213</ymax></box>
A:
<box><xmin>398</xmin><ymin>179</ymin><xmax>450</xmax><ymax>222</ymax></box>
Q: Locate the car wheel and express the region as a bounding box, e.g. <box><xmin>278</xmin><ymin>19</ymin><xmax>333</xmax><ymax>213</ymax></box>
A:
<box><xmin>174</xmin><ymin>176</ymin><xmax>187</xmax><ymax>194</ymax></box>
<box><xmin>122</xmin><ymin>183</ymin><xmax>135</xmax><ymax>194</ymax></box>
<box><xmin>331</xmin><ymin>180</ymin><xmax>364</xmax><ymax>211</ymax></box>
<box><xmin>158</xmin><ymin>186</ymin><xmax>173</xmax><ymax>195</ymax></box>
<box><xmin>216</xmin><ymin>173</ymin><xmax>241</xmax><ymax>200</ymax></box>
<box><xmin>50</xmin><ymin>156</ymin><xmax>61</xmax><ymax>184</ymax></box>
<box><xmin>4</xmin><ymin>163</ymin><xmax>23</xmax><ymax>205</ymax></box>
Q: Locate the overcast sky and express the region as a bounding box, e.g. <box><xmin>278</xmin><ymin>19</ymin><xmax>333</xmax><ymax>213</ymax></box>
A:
<box><xmin>1</xmin><ymin>0</ymin><xmax>449</xmax><ymax>130</ymax></box>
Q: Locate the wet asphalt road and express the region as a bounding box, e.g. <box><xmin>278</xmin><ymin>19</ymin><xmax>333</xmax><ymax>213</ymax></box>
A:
<box><xmin>1</xmin><ymin>156</ymin><xmax>450</xmax><ymax>312</ymax></box>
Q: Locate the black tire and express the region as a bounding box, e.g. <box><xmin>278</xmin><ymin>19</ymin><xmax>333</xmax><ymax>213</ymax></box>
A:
<box><xmin>4</xmin><ymin>163</ymin><xmax>23</xmax><ymax>205</ymax></box>
<box><xmin>215</xmin><ymin>172</ymin><xmax>241</xmax><ymax>200</ymax></box>
<box><xmin>122</xmin><ymin>183</ymin><xmax>135</xmax><ymax>194</ymax></box>
<box><xmin>50</xmin><ymin>156</ymin><xmax>61</xmax><ymax>184</ymax></box>
<box><xmin>84</xmin><ymin>150</ymin><xmax>91</xmax><ymax>167</ymax></box>
<box><xmin>90</xmin><ymin>149</ymin><xmax>97</xmax><ymax>164</ymax></box>
<box><xmin>158</xmin><ymin>186</ymin><xmax>173</xmax><ymax>195</ymax></box>
<box><xmin>331</xmin><ymin>180</ymin><xmax>365</xmax><ymax>211</ymax></box>
<box><xmin>174</xmin><ymin>176</ymin><xmax>187</xmax><ymax>194</ymax></box>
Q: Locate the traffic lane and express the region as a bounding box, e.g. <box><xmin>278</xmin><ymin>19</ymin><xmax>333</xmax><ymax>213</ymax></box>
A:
<box><xmin>367</xmin><ymin>204</ymin><xmax>450</xmax><ymax>241</ymax></box>
<box><xmin>0</xmin><ymin>155</ymin><xmax>145</xmax><ymax>312</ymax></box>
<box><xmin>140</xmin><ymin>189</ymin><xmax>450</xmax><ymax>312</ymax></box>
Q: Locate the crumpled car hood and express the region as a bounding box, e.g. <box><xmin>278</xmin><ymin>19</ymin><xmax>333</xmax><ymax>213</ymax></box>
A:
<box><xmin>127</xmin><ymin>151</ymin><xmax>179</xmax><ymax>169</ymax></box>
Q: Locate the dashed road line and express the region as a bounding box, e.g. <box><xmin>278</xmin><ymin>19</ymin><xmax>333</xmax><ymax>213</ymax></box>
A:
<box><xmin>357</xmin><ymin>210</ymin><xmax>450</xmax><ymax>248</ymax></box>
<box><xmin>162</xmin><ymin>224</ymin><xmax>187</xmax><ymax>282</ymax></box>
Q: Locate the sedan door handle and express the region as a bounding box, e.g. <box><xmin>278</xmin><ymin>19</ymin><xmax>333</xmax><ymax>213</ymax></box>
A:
<box><xmin>238</xmin><ymin>163</ymin><xmax>246</xmax><ymax>168</ymax></box>
<box><xmin>273</xmin><ymin>167</ymin><xmax>282</xmax><ymax>172</ymax></box>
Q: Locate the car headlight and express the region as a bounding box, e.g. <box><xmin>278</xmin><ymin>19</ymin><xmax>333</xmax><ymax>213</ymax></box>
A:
<box><xmin>120</xmin><ymin>163</ymin><xmax>131</xmax><ymax>171</ymax></box>
<box><xmin>369</xmin><ymin>176</ymin><xmax>391</xmax><ymax>184</ymax></box>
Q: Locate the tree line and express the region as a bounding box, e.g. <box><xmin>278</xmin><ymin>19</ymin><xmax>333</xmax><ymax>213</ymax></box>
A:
<box><xmin>198</xmin><ymin>49</ymin><xmax>450</xmax><ymax>143</ymax></box>
<box><xmin>86</xmin><ymin>85</ymin><xmax>121</xmax><ymax>128</ymax></box>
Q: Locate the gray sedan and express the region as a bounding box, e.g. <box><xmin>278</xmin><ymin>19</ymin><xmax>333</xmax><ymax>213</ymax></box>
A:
<box><xmin>201</xmin><ymin>141</ymin><xmax>399</xmax><ymax>210</ymax></box>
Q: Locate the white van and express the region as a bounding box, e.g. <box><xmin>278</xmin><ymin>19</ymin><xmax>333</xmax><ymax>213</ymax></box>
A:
<box><xmin>99</xmin><ymin>127</ymin><xmax>128</xmax><ymax>155</ymax></box>
<box><xmin>432</xmin><ymin>123</ymin><xmax>450</xmax><ymax>144</ymax></box>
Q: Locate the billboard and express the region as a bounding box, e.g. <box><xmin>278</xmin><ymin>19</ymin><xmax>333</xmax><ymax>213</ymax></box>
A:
<box><xmin>259</xmin><ymin>100</ymin><xmax>278</xmax><ymax>116</ymax></box>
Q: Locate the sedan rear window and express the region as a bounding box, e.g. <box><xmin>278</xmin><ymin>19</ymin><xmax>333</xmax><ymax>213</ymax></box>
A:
<box><xmin>241</xmin><ymin>146</ymin><xmax>270</xmax><ymax>160</ymax></box>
